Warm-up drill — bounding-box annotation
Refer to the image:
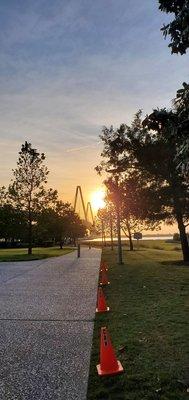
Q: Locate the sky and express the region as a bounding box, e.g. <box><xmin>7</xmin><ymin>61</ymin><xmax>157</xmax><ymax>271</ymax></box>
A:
<box><xmin>0</xmin><ymin>0</ymin><xmax>189</xmax><ymax>231</ymax></box>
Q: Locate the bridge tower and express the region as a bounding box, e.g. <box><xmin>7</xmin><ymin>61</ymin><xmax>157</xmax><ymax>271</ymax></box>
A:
<box><xmin>74</xmin><ymin>186</ymin><xmax>94</xmax><ymax>225</ymax></box>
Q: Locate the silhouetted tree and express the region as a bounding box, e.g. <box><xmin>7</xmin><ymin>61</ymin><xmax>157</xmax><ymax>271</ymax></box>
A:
<box><xmin>9</xmin><ymin>142</ymin><xmax>58</xmax><ymax>254</ymax></box>
<box><xmin>159</xmin><ymin>0</ymin><xmax>189</xmax><ymax>54</ymax></box>
<box><xmin>54</xmin><ymin>201</ymin><xmax>86</xmax><ymax>247</ymax></box>
<box><xmin>0</xmin><ymin>187</ymin><xmax>7</xmax><ymax>206</ymax></box>
<box><xmin>0</xmin><ymin>205</ymin><xmax>27</xmax><ymax>244</ymax></box>
<box><xmin>96</xmin><ymin>206</ymin><xmax>116</xmax><ymax>248</ymax></box>
<box><xmin>173</xmin><ymin>82</ymin><xmax>189</xmax><ymax>178</ymax></box>
<box><xmin>36</xmin><ymin>202</ymin><xmax>86</xmax><ymax>248</ymax></box>
<box><xmin>97</xmin><ymin>111</ymin><xmax>189</xmax><ymax>261</ymax></box>
<box><xmin>106</xmin><ymin>176</ymin><xmax>161</xmax><ymax>251</ymax></box>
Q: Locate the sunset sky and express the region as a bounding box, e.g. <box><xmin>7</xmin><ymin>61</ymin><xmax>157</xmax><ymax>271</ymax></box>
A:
<box><xmin>0</xmin><ymin>1</ymin><xmax>189</xmax><ymax>231</ymax></box>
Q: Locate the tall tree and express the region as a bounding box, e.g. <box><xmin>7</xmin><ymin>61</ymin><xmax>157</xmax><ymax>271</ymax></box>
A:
<box><xmin>173</xmin><ymin>82</ymin><xmax>189</xmax><ymax>178</ymax></box>
<box><xmin>97</xmin><ymin>111</ymin><xmax>189</xmax><ymax>261</ymax></box>
<box><xmin>107</xmin><ymin>176</ymin><xmax>161</xmax><ymax>251</ymax></box>
<box><xmin>9</xmin><ymin>142</ymin><xmax>57</xmax><ymax>254</ymax></box>
<box><xmin>159</xmin><ymin>0</ymin><xmax>189</xmax><ymax>54</ymax></box>
<box><xmin>97</xmin><ymin>169</ymin><xmax>162</xmax><ymax>251</ymax></box>
<box><xmin>96</xmin><ymin>206</ymin><xmax>116</xmax><ymax>248</ymax></box>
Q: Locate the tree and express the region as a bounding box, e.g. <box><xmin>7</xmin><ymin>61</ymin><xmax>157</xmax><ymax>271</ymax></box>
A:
<box><xmin>36</xmin><ymin>201</ymin><xmax>86</xmax><ymax>248</ymax></box>
<box><xmin>96</xmin><ymin>206</ymin><xmax>116</xmax><ymax>248</ymax></box>
<box><xmin>0</xmin><ymin>205</ymin><xmax>27</xmax><ymax>245</ymax></box>
<box><xmin>54</xmin><ymin>201</ymin><xmax>86</xmax><ymax>247</ymax></box>
<box><xmin>0</xmin><ymin>186</ymin><xmax>7</xmax><ymax>206</ymax></box>
<box><xmin>34</xmin><ymin>207</ymin><xmax>58</xmax><ymax>245</ymax></box>
<box><xmin>97</xmin><ymin>111</ymin><xmax>189</xmax><ymax>261</ymax></box>
<box><xmin>159</xmin><ymin>0</ymin><xmax>189</xmax><ymax>54</ymax></box>
<box><xmin>8</xmin><ymin>142</ymin><xmax>58</xmax><ymax>254</ymax></box>
<box><xmin>142</xmin><ymin>109</ymin><xmax>189</xmax><ymax>261</ymax></box>
<box><xmin>0</xmin><ymin>187</ymin><xmax>27</xmax><ymax>245</ymax></box>
<box><xmin>173</xmin><ymin>82</ymin><xmax>189</xmax><ymax>178</ymax></box>
<box><xmin>98</xmin><ymin>169</ymin><xmax>161</xmax><ymax>251</ymax></box>
<box><xmin>111</xmin><ymin>176</ymin><xmax>161</xmax><ymax>251</ymax></box>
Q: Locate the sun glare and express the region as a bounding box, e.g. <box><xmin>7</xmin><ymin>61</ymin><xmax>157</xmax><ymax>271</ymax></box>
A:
<box><xmin>90</xmin><ymin>189</ymin><xmax>106</xmax><ymax>211</ymax></box>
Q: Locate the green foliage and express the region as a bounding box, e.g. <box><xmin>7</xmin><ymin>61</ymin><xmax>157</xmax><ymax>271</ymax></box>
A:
<box><xmin>35</xmin><ymin>201</ymin><xmax>86</xmax><ymax>247</ymax></box>
<box><xmin>174</xmin><ymin>83</ymin><xmax>189</xmax><ymax>176</ymax></box>
<box><xmin>159</xmin><ymin>0</ymin><xmax>189</xmax><ymax>54</ymax></box>
<box><xmin>9</xmin><ymin>141</ymin><xmax>57</xmax><ymax>213</ymax></box>
<box><xmin>0</xmin><ymin>143</ymin><xmax>86</xmax><ymax>249</ymax></box>
<box><xmin>97</xmin><ymin>109</ymin><xmax>189</xmax><ymax>260</ymax></box>
<box><xmin>0</xmin><ymin>186</ymin><xmax>7</xmax><ymax>206</ymax></box>
<box><xmin>0</xmin><ymin>204</ymin><xmax>27</xmax><ymax>242</ymax></box>
<box><xmin>8</xmin><ymin>142</ymin><xmax>58</xmax><ymax>254</ymax></box>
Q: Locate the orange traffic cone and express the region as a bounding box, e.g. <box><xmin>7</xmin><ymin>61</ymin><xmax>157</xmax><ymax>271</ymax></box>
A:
<box><xmin>96</xmin><ymin>287</ymin><xmax>110</xmax><ymax>313</ymax></box>
<box><xmin>100</xmin><ymin>261</ymin><xmax>108</xmax><ymax>272</ymax></box>
<box><xmin>97</xmin><ymin>327</ymin><xmax>124</xmax><ymax>376</ymax></box>
<box><xmin>99</xmin><ymin>269</ymin><xmax>110</xmax><ymax>286</ymax></box>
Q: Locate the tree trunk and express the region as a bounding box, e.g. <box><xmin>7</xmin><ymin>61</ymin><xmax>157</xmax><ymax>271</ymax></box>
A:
<box><xmin>129</xmin><ymin>233</ymin><xmax>134</xmax><ymax>251</ymax></box>
<box><xmin>176</xmin><ymin>213</ymin><xmax>189</xmax><ymax>262</ymax></box>
<box><xmin>110</xmin><ymin>215</ymin><xmax>114</xmax><ymax>251</ymax></box>
<box><xmin>126</xmin><ymin>222</ymin><xmax>133</xmax><ymax>251</ymax></box>
<box><xmin>101</xmin><ymin>221</ymin><xmax>104</xmax><ymax>247</ymax></box>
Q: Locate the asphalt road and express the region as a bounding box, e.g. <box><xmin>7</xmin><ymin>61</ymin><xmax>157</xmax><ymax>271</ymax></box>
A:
<box><xmin>0</xmin><ymin>247</ymin><xmax>101</xmax><ymax>400</ymax></box>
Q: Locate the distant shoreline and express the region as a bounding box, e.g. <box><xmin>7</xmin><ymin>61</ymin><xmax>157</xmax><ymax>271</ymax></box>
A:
<box><xmin>84</xmin><ymin>234</ymin><xmax>174</xmax><ymax>242</ymax></box>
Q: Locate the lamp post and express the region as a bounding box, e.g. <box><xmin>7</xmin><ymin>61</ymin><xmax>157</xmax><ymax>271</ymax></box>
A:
<box><xmin>115</xmin><ymin>175</ymin><xmax>123</xmax><ymax>265</ymax></box>
<box><xmin>101</xmin><ymin>219</ymin><xmax>104</xmax><ymax>247</ymax></box>
<box><xmin>107</xmin><ymin>169</ymin><xmax>124</xmax><ymax>265</ymax></box>
<box><xmin>110</xmin><ymin>212</ymin><xmax>114</xmax><ymax>251</ymax></box>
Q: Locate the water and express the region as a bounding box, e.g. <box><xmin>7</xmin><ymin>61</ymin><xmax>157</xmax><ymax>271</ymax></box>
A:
<box><xmin>85</xmin><ymin>235</ymin><xmax>173</xmax><ymax>242</ymax></box>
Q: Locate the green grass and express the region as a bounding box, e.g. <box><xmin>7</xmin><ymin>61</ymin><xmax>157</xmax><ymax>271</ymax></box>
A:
<box><xmin>87</xmin><ymin>244</ymin><xmax>189</xmax><ymax>400</ymax></box>
<box><xmin>0</xmin><ymin>246</ymin><xmax>74</xmax><ymax>262</ymax></box>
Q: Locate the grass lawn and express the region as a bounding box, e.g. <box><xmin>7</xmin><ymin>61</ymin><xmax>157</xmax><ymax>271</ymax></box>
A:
<box><xmin>87</xmin><ymin>243</ymin><xmax>189</xmax><ymax>400</ymax></box>
<box><xmin>0</xmin><ymin>246</ymin><xmax>74</xmax><ymax>262</ymax></box>
<box><xmin>83</xmin><ymin>239</ymin><xmax>182</xmax><ymax>253</ymax></box>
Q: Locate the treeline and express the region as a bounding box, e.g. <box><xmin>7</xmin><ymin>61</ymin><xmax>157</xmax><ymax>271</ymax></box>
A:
<box><xmin>0</xmin><ymin>143</ymin><xmax>86</xmax><ymax>253</ymax></box>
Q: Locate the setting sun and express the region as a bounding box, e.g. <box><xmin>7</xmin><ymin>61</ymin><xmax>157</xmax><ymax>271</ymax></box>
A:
<box><xmin>90</xmin><ymin>189</ymin><xmax>106</xmax><ymax>212</ymax></box>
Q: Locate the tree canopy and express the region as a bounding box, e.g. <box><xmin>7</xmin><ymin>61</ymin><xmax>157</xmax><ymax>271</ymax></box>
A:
<box><xmin>97</xmin><ymin>109</ymin><xmax>189</xmax><ymax>261</ymax></box>
<box><xmin>0</xmin><ymin>142</ymin><xmax>87</xmax><ymax>252</ymax></box>
<box><xmin>159</xmin><ymin>0</ymin><xmax>189</xmax><ymax>54</ymax></box>
<box><xmin>173</xmin><ymin>82</ymin><xmax>189</xmax><ymax>177</ymax></box>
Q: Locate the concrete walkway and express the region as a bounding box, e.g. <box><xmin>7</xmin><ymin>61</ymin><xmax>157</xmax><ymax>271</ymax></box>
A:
<box><xmin>0</xmin><ymin>247</ymin><xmax>101</xmax><ymax>400</ymax></box>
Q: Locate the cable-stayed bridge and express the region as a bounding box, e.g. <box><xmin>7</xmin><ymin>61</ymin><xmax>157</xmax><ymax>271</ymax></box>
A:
<box><xmin>73</xmin><ymin>186</ymin><xmax>95</xmax><ymax>230</ymax></box>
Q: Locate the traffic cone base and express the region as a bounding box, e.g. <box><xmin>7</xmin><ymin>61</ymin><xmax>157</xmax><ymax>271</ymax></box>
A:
<box><xmin>97</xmin><ymin>360</ymin><xmax>123</xmax><ymax>376</ymax></box>
<box><xmin>96</xmin><ymin>306</ymin><xmax>110</xmax><ymax>313</ymax></box>
<box><xmin>97</xmin><ymin>327</ymin><xmax>124</xmax><ymax>377</ymax></box>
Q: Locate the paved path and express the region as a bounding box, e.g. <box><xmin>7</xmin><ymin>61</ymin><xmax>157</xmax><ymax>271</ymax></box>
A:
<box><xmin>0</xmin><ymin>247</ymin><xmax>101</xmax><ymax>400</ymax></box>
